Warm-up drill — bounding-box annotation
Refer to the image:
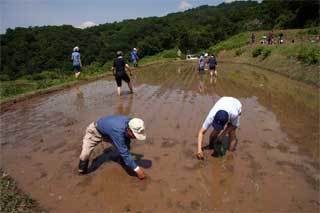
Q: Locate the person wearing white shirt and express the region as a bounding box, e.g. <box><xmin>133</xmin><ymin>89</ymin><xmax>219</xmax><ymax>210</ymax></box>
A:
<box><xmin>196</xmin><ymin>97</ymin><xmax>242</xmax><ymax>159</ymax></box>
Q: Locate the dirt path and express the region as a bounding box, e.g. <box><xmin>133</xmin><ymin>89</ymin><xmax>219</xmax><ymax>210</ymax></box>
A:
<box><xmin>1</xmin><ymin>61</ymin><xmax>319</xmax><ymax>212</ymax></box>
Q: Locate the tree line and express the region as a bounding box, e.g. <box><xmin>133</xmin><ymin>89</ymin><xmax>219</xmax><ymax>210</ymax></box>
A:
<box><xmin>1</xmin><ymin>0</ymin><xmax>319</xmax><ymax>80</ymax></box>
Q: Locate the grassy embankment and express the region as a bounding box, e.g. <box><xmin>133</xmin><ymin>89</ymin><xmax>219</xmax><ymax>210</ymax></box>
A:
<box><xmin>0</xmin><ymin>61</ymin><xmax>113</xmax><ymax>102</ymax></box>
<box><xmin>209</xmin><ymin>28</ymin><xmax>320</xmax><ymax>87</ymax></box>
<box><xmin>0</xmin><ymin>169</ymin><xmax>45</xmax><ymax>213</ymax></box>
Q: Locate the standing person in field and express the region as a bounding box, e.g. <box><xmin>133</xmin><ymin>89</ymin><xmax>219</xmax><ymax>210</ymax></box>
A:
<box><xmin>78</xmin><ymin>115</ymin><xmax>147</xmax><ymax>179</ymax></box>
<box><xmin>198</xmin><ymin>53</ymin><xmax>206</xmax><ymax>74</ymax></box>
<box><xmin>196</xmin><ymin>97</ymin><xmax>242</xmax><ymax>159</ymax></box>
<box><xmin>208</xmin><ymin>54</ymin><xmax>217</xmax><ymax>77</ymax></box>
<box><xmin>71</xmin><ymin>46</ymin><xmax>82</xmax><ymax>78</ymax></box>
<box><xmin>112</xmin><ymin>51</ymin><xmax>133</xmax><ymax>96</ymax></box>
<box><xmin>131</xmin><ymin>48</ymin><xmax>139</xmax><ymax>67</ymax></box>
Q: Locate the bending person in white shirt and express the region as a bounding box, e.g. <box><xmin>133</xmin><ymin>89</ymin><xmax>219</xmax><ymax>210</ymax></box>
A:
<box><xmin>196</xmin><ymin>97</ymin><xmax>242</xmax><ymax>159</ymax></box>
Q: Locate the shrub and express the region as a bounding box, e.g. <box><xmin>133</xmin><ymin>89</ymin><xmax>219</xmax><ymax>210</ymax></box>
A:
<box><xmin>0</xmin><ymin>74</ymin><xmax>10</xmax><ymax>81</ymax></box>
<box><xmin>252</xmin><ymin>46</ymin><xmax>263</xmax><ymax>57</ymax></box>
<box><xmin>36</xmin><ymin>80</ymin><xmax>54</xmax><ymax>89</ymax></box>
<box><xmin>261</xmin><ymin>48</ymin><xmax>272</xmax><ymax>59</ymax></box>
<box><xmin>0</xmin><ymin>84</ymin><xmax>27</xmax><ymax>98</ymax></box>
<box><xmin>297</xmin><ymin>46</ymin><xmax>320</xmax><ymax>65</ymax></box>
<box><xmin>235</xmin><ymin>48</ymin><xmax>245</xmax><ymax>56</ymax></box>
<box><xmin>162</xmin><ymin>49</ymin><xmax>178</xmax><ymax>58</ymax></box>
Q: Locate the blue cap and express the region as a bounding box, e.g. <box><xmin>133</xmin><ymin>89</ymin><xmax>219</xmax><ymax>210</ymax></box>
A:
<box><xmin>212</xmin><ymin>110</ymin><xmax>229</xmax><ymax>131</ymax></box>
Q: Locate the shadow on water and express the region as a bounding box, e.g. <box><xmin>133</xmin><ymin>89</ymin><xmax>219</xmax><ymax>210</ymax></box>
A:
<box><xmin>87</xmin><ymin>146</ymin><xmax>152</xmax><ymax>176</ymax></box>
<box><xmin>202</xmin><ymin>135</ymin><xmax>238</xmax><ymax>157</ymax></box>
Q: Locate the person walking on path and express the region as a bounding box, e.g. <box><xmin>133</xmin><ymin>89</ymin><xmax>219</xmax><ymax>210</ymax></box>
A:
<box><xmin>131</xmin><ymin>48</ymin><xmax>139</xmax><ymax>67</ymax></box>
<box><xmin>112</xmin><ymin>51</ymin><xmax>134</xmax><ymax>96</ymax></box>
<box><xmin>208</xmin><ymin>54</ymin><xmax>217</xmax><ymax>77</ymax></box>
<box><xmin>78</xmin><ymin>115</ymin><xmax>147</xmax><ymax>179</ymax></box>
<box><xmin>198</xmin><ymin>53</ymin><xmax>206</xmax><ymax>74</ymax></box>
<box><xmin>196</xmin><ymin>97</ymin><xmax>242</xmax><ymax>159</ymax></box>
<box><xmin>71</xmin><ymin>46</ymin><xmax>82</xmax><ymax>78</ymax></box>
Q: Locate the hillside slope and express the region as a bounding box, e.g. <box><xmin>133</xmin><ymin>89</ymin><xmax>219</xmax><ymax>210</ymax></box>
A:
<box><xmin>212</xmin><ymin>28</ymin><xmax>319</xmax><ymax>86</ymax></box>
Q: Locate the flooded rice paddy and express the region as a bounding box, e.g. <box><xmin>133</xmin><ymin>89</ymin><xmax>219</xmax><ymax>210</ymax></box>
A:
<box><xmin>1</xmin><ymin>61</ymin><xmax>319</xmax><ymax>212</ymax></box>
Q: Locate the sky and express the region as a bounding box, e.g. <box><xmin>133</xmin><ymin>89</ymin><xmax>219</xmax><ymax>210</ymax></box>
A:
<box><xmin>1</xmin><ymin>0</ymin><xmax>249</xmax><ymax>33</ymax></box>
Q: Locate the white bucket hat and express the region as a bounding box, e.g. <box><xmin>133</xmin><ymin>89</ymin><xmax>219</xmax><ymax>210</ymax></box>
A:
<box><xmin>128</xmin><ymin>118</ymin><xmax>146</xmax><ymax>141</ymax></box>
<box><xmin>73</xmin><ymin>46</ymin><xmax>79</xmax><ymax>52</ymax></box>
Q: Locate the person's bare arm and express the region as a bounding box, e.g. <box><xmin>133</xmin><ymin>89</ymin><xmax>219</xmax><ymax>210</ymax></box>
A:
<box><xmin>125</xmin><ymin>64</ymin><xmax>132</xmax><ymax>75</ymax></box>
<box><xmin>196</xmin><ymin>127</ymin><xmax>207</xmax><ymax>159</ymax></box>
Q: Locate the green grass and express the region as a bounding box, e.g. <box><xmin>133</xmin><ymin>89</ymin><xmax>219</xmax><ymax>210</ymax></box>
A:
<box><xmin>209</xmin><ymin>32</ymin><xmax>249</xmax><ymax>54</ymax></box>
<box><xmin>139</xmin><ymin>49</ymin><xmax>183</xmax><ymax>65</ymax></box>
<box><xmin>0</xmin><ymin>169</ymin><xmax>45</xmax><ymax>212</ymax></box>
<box><xmin>0</xmin><ymin>61</ymin><xmax>113</xmax><ymax>100</ymax></box>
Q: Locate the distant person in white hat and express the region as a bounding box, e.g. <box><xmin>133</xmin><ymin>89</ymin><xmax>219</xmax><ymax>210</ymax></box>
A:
<box><xmin>196</xmin><ymin>96</ymin><xmax>242</xmax><ymax>159</ymax></box>
<box><xmin>71</xmin><ymin>46</ymin><xmax>82</xmax><ymax>78</ymax></box>
<box><xmin>131</xmin><ymin>48</ymin><xmax>139</xmax><ymax>67</ymax></box>
<box><xmin>78</xmin><ymin>115</ymin><xmax>147</xmax><ymax>179</ymax></box>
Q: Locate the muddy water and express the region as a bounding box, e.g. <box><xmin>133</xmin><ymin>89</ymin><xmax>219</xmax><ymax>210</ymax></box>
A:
<box><xmin>1</xmin><ymin>61</ymin><xmax>319</xmax><ymax>212</ymax></box>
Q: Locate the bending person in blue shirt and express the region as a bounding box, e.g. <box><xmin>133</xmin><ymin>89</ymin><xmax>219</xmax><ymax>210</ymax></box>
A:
<box><xmin>78</xmin><ymin>115</ymin><xmax>147</xmax><ymax>179</ymax></box>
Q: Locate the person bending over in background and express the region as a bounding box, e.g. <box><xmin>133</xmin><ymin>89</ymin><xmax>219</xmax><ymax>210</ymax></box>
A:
<box><xmin>112</xmin><ymin>51</ymin><xmax>133</xmax><ymax>96</ymax></box>
<box><xmin>78</xmin><ymin>115</ymin><xmax>147</xmax><ymax>180</ymax></box>
<box><xmin>196</xmin><ymin>96</ymin><xmax>242</xmax><ymax>159</ymax></box>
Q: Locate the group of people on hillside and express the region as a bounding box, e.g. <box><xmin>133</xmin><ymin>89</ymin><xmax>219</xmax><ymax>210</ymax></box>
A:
<box><xmin>251</xmin><ymin>31</ymin><xmax>286</xmax><ymax>45</ymax></box>
<box><xmin>74</xmin><ymin>45</ymin><xmax>241</xmax><ymax>181</ymax></box>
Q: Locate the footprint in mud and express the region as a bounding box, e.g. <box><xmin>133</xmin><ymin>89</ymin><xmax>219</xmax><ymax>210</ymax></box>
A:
<box><xmin>241</xmin><ymin>140</ymin><xmax>253</xmax><ymax>144</ymax></box>
<box><xmin>76</xmin><ymin>176</ymin><xmax>93</xmax><ymax>187</ymax></box>
<box><xmin>184</xmin><ymin>161</ymin><xmax>207</xmax><ymax>171</ymax></box>
<box><xmin>33</xmin><ymin>162</ymin><xmax>43</xmax><ymax>167</ymax></box>
<box><xmin>190</xmin><ymin>200</ymin><xmax>200</xmax><ymax>210</ymax></box>
<box><xmin>277</xmin><ymin>144</ymin><xmax>289</xmax><ymax>153</ymax></box>
<box><xmin>63</xmin><ymin>118</ymin><xmax>77</xmax><ymax>127</ymax></box>
<box><xmin>161</xmin><ymin>138</ymin><xmax>177</xmax><ymax>148</ymax></box>
<box><xmin>42</xmin><ymin>142</ymin><xmax>65</xmax><ymax>154</ymax></box>
<box><xmin>153</xmin><ymin>156</ymin><xmax>160</xmax><ymax>162</ymax></box>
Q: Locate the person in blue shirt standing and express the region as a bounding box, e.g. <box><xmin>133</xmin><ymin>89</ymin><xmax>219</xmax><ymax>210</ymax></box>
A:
<box><xmin>71</xmin><ymin>46</ymin><xmax>82</xmax><ymax>78</ymax></box>
<box><xmin>131</xmin><ymin>48</ymin><xmax>139</xmax><ymax>67</ymax></box>
<box><xmin>78</xmin><ymin>115</ymin><xmax>147</xmax><ymax>180</ymax></box>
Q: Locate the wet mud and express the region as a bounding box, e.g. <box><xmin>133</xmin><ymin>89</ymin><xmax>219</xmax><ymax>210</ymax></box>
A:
<box><xmin>1</xmin><ymin>61</ymin><xmax>319</xmax><ymax>212</ymax></box>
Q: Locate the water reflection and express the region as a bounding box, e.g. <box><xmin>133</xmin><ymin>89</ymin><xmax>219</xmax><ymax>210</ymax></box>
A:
<box><xmin>115</xmin><ymin>95</ymin><xmax>133</xmax><ymax>115</ymax></box>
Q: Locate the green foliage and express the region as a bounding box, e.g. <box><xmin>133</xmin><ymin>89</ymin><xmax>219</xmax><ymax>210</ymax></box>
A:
<box><xmin>296</xmin><ymin>46</ymin><xmax>320</xmax><ymax>65</ymax></box>
<box><xmin>235</xmin><ymin>48</ymin><xmax>245</xmax><ymax>56</ymax></box>
<box><xmin>0</xmin><ymin>169</ymin><xmax>44</xmax><ymax>212</ymax></box>
<box><xmin>252</xmin><ymin>46</ymin><xmax>272</xmax><ymax>59</ymax></box>
<box><xmin>252</xmin><ymin>46</ymin><xmax>264</xmax><ymax>57</ymax></box>
<box><xmin>0</xmin><ymin>74</ymin><xmax>10</xmax><ymax>81</ymax></box>
<box><xmin>209</xmin><ymin>33</ymin><xmax>249</xmax><ymax>54</ymax></box>
<box><xmin>261</xmin><ymin>48</ymin><xmax>272</xmax><ymax>59</ymax></box>
<box><xmin>0</xmin><ymin>82</ymin><xmax>35</xmax><ymax>98</ymax></box>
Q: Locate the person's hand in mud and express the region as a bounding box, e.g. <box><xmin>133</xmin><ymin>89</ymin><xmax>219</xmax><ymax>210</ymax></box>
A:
<box><xmin>135</xmin><ymin>167</ymin><xmax>146</xmax><ymax>180</ymax></box>
<box><xmin>195</xmin><ymin>151</ymin><xmax>204</xmax><ymax>160</ymax></box>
